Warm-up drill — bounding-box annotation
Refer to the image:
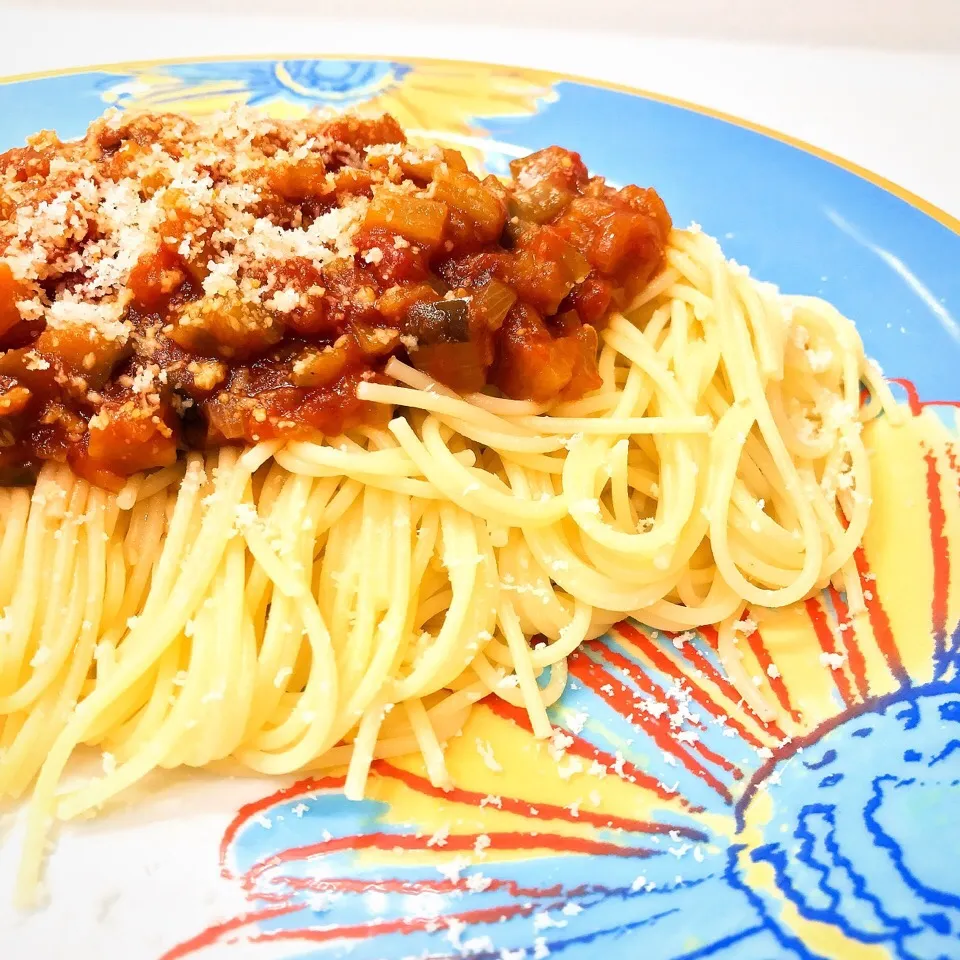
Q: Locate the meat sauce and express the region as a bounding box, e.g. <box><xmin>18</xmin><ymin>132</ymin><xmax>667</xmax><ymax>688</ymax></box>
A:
<box><xmin>0</xmin><ymin>110</ymin><xmax>671</xmax><ymax>489</ymax></box>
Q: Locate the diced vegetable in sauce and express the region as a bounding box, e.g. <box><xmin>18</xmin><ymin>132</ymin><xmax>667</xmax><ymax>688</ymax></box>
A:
<box><xmin>0</xmin><ymin>112</ymin><xmax>671</xmax><ymax>481</ymax></box>
<box><xmin>365</xmin><ymin>195</ymin><xmax>448</xmax><ymax>249</ymax></box>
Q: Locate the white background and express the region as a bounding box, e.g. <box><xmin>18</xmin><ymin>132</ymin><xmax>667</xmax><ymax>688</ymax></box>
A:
<box><xmin>2</xmin><ymin>0</ymin><xmax>959</xmax><ymax>218</ymax></box>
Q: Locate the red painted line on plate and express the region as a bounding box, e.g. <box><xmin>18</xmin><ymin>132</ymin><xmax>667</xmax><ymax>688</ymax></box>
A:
<box><xmin>275</xmin><ymin>874</ymin><xmax>580</xmax><ymax>898</ymax></box>
<box><xmin>219</xmin><ymin>775</ymin><xmax>346</xmax><ymax>879</ymax></box>
<box><xmin>159</xmin><ymin>903</ymin><xmax>306</xmax><ymax>959</ymax></box>
<box><xmin>890</xmin><ymin>377</ymin><xmax>923</xmax><ymax>417</ymax></box>
<box><xmin>742</xmin><ymin>628</ymin><xmax>802</xmax><ymax>723</ymax></box>
<box><xmin>804</xmin><ymin>596</ymin><xmax>856</xmax><ymax>708</ymax></box>
<box><xmin>373</xmin><ymin>759</ymin><xmax>708</xmax><ymax>841</ymax></box>
<box><xmin>924</xmin><ymin>448</ymin><xmax>951</xmax><ymax>657</ymax></box>
<box><xmin>590</xmin><ymin>637</ymin><xmax>744</xmax><ymax>779</ymax></box>
<box><xmin>567</xmin><ymin>650</ymin><xmax>733</xmax><ymax>803</ymax></box>
<box><xmin>946</xmin><ymin>443</ymin><xmax>960</xmax><ymax>486</ymax></box>
<box><xmin>242</xmin><ymin>829</ymin><xmax>661</xmax><ymax>893</ymax></box>
<box><xmin>827</xmin><ymin>586</ymin><xmax>870</xmax><ymax>700</ymax></box>
<box><xmin>889</xmin><ymin>378</ymin><xmax>960</xmax><ymax>418</ymax></box>
<box><xmin>484</xmin><ymin>697</ymin><xmax>701</xmax><ymax>810</ymax></box>
<box><xmin>854</xmin><ymin>546</ymin><xmax>910</xmax><ymax>687</ymax></box>
<box><xmin>249</xmin><ymin>899</ymin><xmax>542</xmax><ymax>947</ymax></box>
<box><xmin>612</xmin><ymin>621</ymin><xmax>766</xmax><ymax>750</ymax></box>
<box><xmin>684</xmin><ymin>625</ymin><xmax>788</xmax><ymax>741</ymax></box>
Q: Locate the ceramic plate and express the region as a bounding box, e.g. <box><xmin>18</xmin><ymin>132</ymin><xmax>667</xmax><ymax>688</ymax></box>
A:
<box><xmin>1</xmin><ymin>56</ymin><xmax>959</xmax><ymax>960</ymax></box>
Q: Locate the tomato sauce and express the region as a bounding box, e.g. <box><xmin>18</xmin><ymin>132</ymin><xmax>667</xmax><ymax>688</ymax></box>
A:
<box><xmin>0</xmin><ymin>110</ymin><xmax>671</xmax><ymax>487</ymax></box>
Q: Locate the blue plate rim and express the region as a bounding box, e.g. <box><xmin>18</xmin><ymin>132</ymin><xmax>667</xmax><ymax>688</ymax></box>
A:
<box><xmin>1</xmin><ymin>51</ymin><xmax>956</xmax><ymax>240</ymax></box>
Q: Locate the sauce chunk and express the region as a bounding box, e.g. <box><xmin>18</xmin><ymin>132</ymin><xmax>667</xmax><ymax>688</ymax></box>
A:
<box><xmin>0</xmin><ymin>111</ymin><xmax>671</xmax><ymax>482</ymax></box>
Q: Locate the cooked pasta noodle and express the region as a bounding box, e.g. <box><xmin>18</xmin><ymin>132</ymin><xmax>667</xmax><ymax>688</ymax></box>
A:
<box><xmin>0</xmin><ymin>229</ymin><xmax>891</xmax><ymax>902</ymax></box>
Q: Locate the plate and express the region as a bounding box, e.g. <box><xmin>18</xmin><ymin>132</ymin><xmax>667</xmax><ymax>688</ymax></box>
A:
<box><xmin>1</xmin><ymin>56</ymin><xmax>959</xmax><ymax>960</ymax></box>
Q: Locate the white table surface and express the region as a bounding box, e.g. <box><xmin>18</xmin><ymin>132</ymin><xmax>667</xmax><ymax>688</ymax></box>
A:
<box><xmin>3</xmin><ymin>4</ymin><xmax>960</xmax><ymax>222</ymax></box>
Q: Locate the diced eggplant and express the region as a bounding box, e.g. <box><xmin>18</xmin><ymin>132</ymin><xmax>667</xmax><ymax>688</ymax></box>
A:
<box><xmin>403</xmin><ymin>298</ymin><xmax>470</xmax><ymax>345</ymax></box>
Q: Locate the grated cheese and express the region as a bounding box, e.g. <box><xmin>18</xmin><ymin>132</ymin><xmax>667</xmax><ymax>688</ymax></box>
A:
<box><xmin>533</xmin><ymin>911</ymin><xmax>567</xmax><ymax>932</ymax></box>
<box><xmin>464</xmin><ymin>872</ymin><xmax>493</xmax><ymax>893</ymax></box>
<box><xmin>437</xmin><ymin>855</ymin><xmax>470</xmax><ymax>883</ymax></box>
<box><xmin>820</xmin><ymin>651</ymin><xmax>847</xmax><ymax>670</ymax></box>
<box><xmin>426</xmin><ymin>825</ymin><xmax>449</xmax><ymax>847</ymax></box>
<box><xmin>566</xmin><ymin>710</ymin><xmax>588</xmax><ymax>734</ymax></box>
<box><xmin>475</xmin><ymin>738</ymin><xmax>503</xmax><ymax>773</ymax></box>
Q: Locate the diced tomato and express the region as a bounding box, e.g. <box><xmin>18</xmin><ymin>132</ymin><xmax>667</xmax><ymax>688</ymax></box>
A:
<box><xmin>567</xmin><ymin>273</ymin><xmax>614</xmax><ymax>327</ymax></box>
<box><xmin>0</xmin><ymin>262</ymin><xmax>28</xmax><ymax>339</ymax></box>
<box><xmin>157</xmin><ymin>190</ymin><xmax>214</xmax><ymax>283</ymax></box>
<box><xmin>245</xmin><ymin>258</ymin><xmax>331</xmax><ymax>337</ymax></box>
<box><xmin>298</xmin><ymin>371</ymin><xmax>380</xmax><ymax>435</ymax></box>
<box><xmin>491</xmin><ymin>303</ymin><xmax>600</xmax><ymax>403</ymax></box>
<box><xmin>504</xmin><ymin>249</ymin><xmax>565</xmax><ymax>314</ymax></box>
<box><xmin>560</xmin><ymin>324</ymin><xmax>602</xmax><ymax>400</ymax></box>
<box><xmin>314</xmin><ymin>115</ymin><xmax>405</xmax><ymax>152</ymax></box>
<box><xmin>0</xmin><ymin>347</ymin><xmax>58</xmax><ymax>399</ymax></box>
<box><xmin>554</xmin><ymin>196</ymin><xmax>665</xmax><ymax>278</ymax></box>
<box><xmin>493</xmin><ymin>303</ymin><xmax>574</xmax><ymax>402</ymax></box>
<box><xmin>85</xmin><ymin>397</ymin><xmax>179</xmax><ymax>476</ymax></box>
<box><xmin>617</xmin><ymin>185</ymin><xmax>673</xmax><ymax>243</ymax></box>
<box><xmin>505</xmin><ymin>226</ymin><xmax>590</xmax><ymax>314</ymax></box>
<box><xmin>355</xmin><ymin>228</ymin><xmax>429</xmax><ymax>286</ymax></box>
<box><xmin>67</xmin><ymin>446</ymin><xmax>126</xmax><ymax>493</ymax></box>
<box><xmin>510</xmin><ymin>146</ymin><xmax>588</xmax><ymax>193</ymax></box>
<box><xmin>127</xmin><ymin>246</ymin><xmax>188</xmax><ymax>313</ymax></box>
<box><xmin>481</xmin><ymin>173</ymin><xmax>509</xmax><ymax>205</ymax></box>
<box><xmin>267</xmin><ymin>155</ymin><xmax>328</xmax><ymax>200</ymax></box>
<box><xmin>410</xmin><ymin>340</ymin><xmax>488</xmax><ymax>393</ymax></box>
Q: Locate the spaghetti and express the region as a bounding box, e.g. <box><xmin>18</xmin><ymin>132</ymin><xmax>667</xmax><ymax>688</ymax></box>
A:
<box><xmin>0</xmin><ymin>111</ymin><xmax>897</xmax><ymax>903</ymax></box>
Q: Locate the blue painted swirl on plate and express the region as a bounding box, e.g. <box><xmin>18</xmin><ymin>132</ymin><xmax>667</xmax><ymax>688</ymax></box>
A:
<box><xmin>741</xmin><ymin>686</ymin><xmax>960</xmax><ymax>959</ymax></box>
